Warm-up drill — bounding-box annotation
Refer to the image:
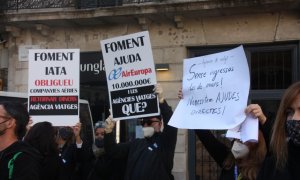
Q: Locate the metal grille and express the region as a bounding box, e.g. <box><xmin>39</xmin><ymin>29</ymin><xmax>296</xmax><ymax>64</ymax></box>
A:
<box><xmin>195</xmin><ymin>131</ymin><xmax>228</xmax><ymax>180</ymax></box>
<box><xmin>251</xmin><ymin>50</ymin><xmax>292</xmax><ymax>90</ymax></box>
<box><xmin>4</xmin><ymin>0</ymin><xmax>75</xmax><ymax>10</ymax></box>
<box><xmin>1</xmin><ymin>0</ymin><xmax>160</xmax><ymax>10</ymax></box>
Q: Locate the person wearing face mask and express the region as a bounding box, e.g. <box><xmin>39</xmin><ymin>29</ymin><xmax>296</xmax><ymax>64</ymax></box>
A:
<box><xmin>178</xmin><ymin>89</ymin><xmax>271</xmax><ymax>180</ymax></box>
<box><xmin>87</xmin><ymin>120</ymin><xmax>123</xmax><ymax>180</ymax></box>
<box><xmin>0</xmin><ymin>101</ymin><xmax>42</xmax><ymax>180</ymax></box>
<box><xmin>57</xmin><ymin>122</ymin><xmax>95</xmax><ymax>180</ymax></box>
<box><xmin>93</xmin><ymin>121</ymin><xmax>106</xmax><ymax>157</ymax></box>
<box><xmin>195</xmin><ymin>106</ymin><xmax>268</xmax><ymax>180</ymax></box>
<box><xmin>104</xmin><ymin>84</ymin><xmax>178</xmax><ymax>180</ymax></box>
<box><xmin>257</xmin><ymin>81</ymin><xmax>300</xmax><ymax>180</ymax></box>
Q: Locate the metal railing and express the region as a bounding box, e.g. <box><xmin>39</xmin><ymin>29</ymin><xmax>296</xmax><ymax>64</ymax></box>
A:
<box><xmin>0</xmin><ymin>0</ymin><xmax>162</xmax><ymax>11</ymax></box>
<box><xmin>2</xmin><ymin>0</ymin><xmax>76</xmax><ymax>10</ymax></box>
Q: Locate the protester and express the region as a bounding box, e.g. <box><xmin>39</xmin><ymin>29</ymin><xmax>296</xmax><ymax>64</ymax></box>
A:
<box><xmin>57</xmin><ymin>122</ymin><xmax>96</xmax><ymax>180</ymax></box>
<box><xmin>87</xmin><ymin>121</ymin><xmax>125</xmax><ymax>180</ymax></box>
<box><xmin>93</xmin><ymin>121</ymin><xmax>106</xmax><ymax>157</ymax></box>
<box><xmin>104</xmin><ymin>84</ymin><xmax>178</xmax><ymax>180</ymax></box>
<box><xmin>257</xmin><ymin>81</ymin><xmax>300</xmax><ymax>179</ymax></box>
<box><xmin>178</xmin><ymin>89</ymin><xmax>270</xmax><ymax>180</ymax></box>
<box><xmin>24</xmin><ymin>121</ymin><xmax>61</xmax><ymax>180</ymax></box>
<box><xmin>0</xmin><ymin>101</ymin><xmax>42</xmax><ymax>180</ymax></box>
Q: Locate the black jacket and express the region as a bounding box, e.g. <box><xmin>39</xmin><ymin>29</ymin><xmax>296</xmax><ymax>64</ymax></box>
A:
<box><xmin>257</xmin><ymin>141</ymin><xmax>300</xmax><ymax>180</ymax></box>
<box><xmin>59</xmin><ymin>141</ymin><xmax>95</xmax><ymax>180</ymax></box>
<box><xmin>105</xmin><ymin>100</ymin><xmax>177</xmax><ymax>180</ymax></box>
<box><xmin>87</xmin><ymin>151</ymin><xmax>126</xmax><ymax>180</ymax></box>
<box><xmin>195</xmin><ymin>118</ymin><xmax>273</xmax><ymax>180</ymax></box>
<box><xmin>0</xmin><ymin>141</ymin><xmax>42</xmax><ymax>180</ymax></box>
<box><xmin>41</xmin><ymin>154</ymin><xmax>61</xmax><ymax>180</ymax></box>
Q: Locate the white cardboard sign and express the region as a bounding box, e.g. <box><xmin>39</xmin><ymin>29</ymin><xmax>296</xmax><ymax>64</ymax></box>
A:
<box><xmin>28</xmin><ymin>49</ymin><xmax>80</xmax><ymax>126</ymax></box>
<box><xmin>100</xmin><ymin>31</ymin><xmax>159</xmax><ymax>120</ymax></box>
<box><xmin>169</xmin><ymin>46</ymin><xmax>250</xmax><ymax>129</ymax></box>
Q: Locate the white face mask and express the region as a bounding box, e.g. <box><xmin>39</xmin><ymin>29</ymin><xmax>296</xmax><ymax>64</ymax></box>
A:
<box><xmin>231</xmin><ymin>141</ymin><xmax>249</xmax><ymax>159</ymax></box>
<box><xmin>142</xmin><ymin>127</ymin><xmax>155</xmax><ymax>138</ymax></box>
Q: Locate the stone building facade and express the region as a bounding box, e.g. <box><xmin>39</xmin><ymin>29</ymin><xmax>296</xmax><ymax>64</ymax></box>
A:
<box><xmin>1</xmin><ymin>0</ymin><xmax>300</xmax><ymax>179</ymax></box>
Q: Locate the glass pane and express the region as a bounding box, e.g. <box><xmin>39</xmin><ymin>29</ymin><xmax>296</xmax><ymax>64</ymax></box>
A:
<box><xmin>80</xmin><ymin>85</ymin><xmax>110</xmax><ymax>123</ymax></box>
<box><xmin>120</xmin><ymin>119</ymin><xmax>142</xmax><ymax>142</ymax></box>
<box><xmin>79</xmin><ymin>102</ymin><xmax>94</xmax><ymax>145</ymax></box>
<box><xmin>251</xmin><ymin>50</ymin><xmax>292</xmax><ymax>89</ymax></box>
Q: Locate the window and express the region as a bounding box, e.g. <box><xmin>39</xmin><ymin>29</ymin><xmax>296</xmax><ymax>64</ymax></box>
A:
<box><xmin>248</xmin><ymin>44</ymin><xmax>297</xmax><ymax>90</ymax></box>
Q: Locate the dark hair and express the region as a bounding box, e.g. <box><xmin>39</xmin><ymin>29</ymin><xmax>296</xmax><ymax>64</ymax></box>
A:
<box><xmin>58</xmin><ymin>126</ymin><xmax>74</xmax><ymax>145</ymax></box>
<box><xmin>270</xmin><ymin>81</ymin><xmax>300</xmax><ymax>169</ymax></box>
<box><xmin>0</xmin><ymin>101</ymin><xmax>29</xmax><ymax>139</ymax></box>
<box><xmin>24</xmin><ymin>121</ymin><xmax>58</xmax><ymax>156</ymax></box>
<box><xmin>237</xmin><ymin>130</ymin><xmax>267</xmax><ymax>179</ymax></box>
<box><xmin>143</xmin><ymin>115</ymin><xmax>162</xmax><ymax>121</ymax></box>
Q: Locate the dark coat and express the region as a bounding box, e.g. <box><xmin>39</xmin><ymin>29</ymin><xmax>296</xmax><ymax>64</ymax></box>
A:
<box><xmin>195</xmin><ymin>118</ymin><xmax>273</xmax><ymax>180</ymax></box>
<box><xmin>257</xmin><ymin>141</ymin><xmax>300</xmax><ymax>180</ymax></box>
<box><xmin>0</xmin><ymin>141</ymin><xmax>42</xmax><ymax>180</ymax></box>
<box><xmin>59</xmin><ymin>141</ymin><xmax>96</xmax><ymax>180</ymax></box>
<box><xmin>87</xmin><ymin>151</ymin><xmax>126</xmax><ymax>180</ymax></box>
<box><xmin>104</xmin><ymin>100</ymin><xmax>177</xmax><ymax>180</ymax></box>
<box><xmin>41</xmin><ymin>154</ymin><xmax>61</xmax><ymax>180</ymax></box>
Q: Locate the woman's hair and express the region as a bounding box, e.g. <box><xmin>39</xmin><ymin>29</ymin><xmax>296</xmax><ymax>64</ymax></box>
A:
<box><xmin>238</xmin><ymin>130</ymin><xmax>267</xmax><ymax>180</ymax></box>
<box><xmin>270</xmin><ymin>81</ymin><xmax>300</xmax><ymax>169</ymax></box>
<box><xmin>24</xmin><ymin>121</ymin><xmax>58</xmax><ymax>156</ymax></box>
<box><xmin>57</xmin><ymin>126</ymin><xmax>74</xmax><ymax>146</ymax></box>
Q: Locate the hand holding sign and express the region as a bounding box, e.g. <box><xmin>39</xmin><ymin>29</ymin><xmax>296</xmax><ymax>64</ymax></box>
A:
<box><xmin>226</xmin><ymin>104</ymin><xmax>267</xmax><ymax>142</ymax></box>
<box><xmin>105</xmin><ymin>115</ymin><xmax>116</xmax><ymax>133</ymax></box>
<box><xmin>245</xmin><ymin>104</ymin><xmax>267</xmax><ymax>125</ymax></box>
<box><xmin>154</xmin><ymin>83</ymin><xmax>164</xmax><ymax>103</ymax></box>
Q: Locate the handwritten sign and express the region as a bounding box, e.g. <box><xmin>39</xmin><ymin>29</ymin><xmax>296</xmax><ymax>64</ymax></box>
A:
<box><xmin>169</xmin><ymin>46</ymin><xmax>250</xmax><ymax>129</ymax></box>
<box><xmin>28</xmin><ymin>49</ymin><xmax>80</xmax><ymax>126</ymax></box>
<box><xmin>100</xmin><ymin>31</ymin><xmax>159</xmax><ymax>120</ymax></box>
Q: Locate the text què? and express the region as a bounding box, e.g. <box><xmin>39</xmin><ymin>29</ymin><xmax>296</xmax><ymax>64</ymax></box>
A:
<box><xmin>122</xmin><ymin>102</ymin><xmax>147</xmax><ymax>116</ymax></box>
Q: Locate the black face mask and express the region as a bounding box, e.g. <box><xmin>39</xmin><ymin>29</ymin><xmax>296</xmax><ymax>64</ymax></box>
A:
<box><xmin>95</xmin><ymin>139</ymin><xmax>104</xmax><ymax>148</ymax></box>
<box><xmin>286</xmin><ymin>120</ymin><xmax>300</xmax><ymax>146</ymax></box>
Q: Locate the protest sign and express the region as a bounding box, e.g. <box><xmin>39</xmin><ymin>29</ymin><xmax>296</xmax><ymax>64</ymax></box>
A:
<box><xmin>28</xmin><ymin>49</ymin><xmax>80</xmax><ymax>126</ymax></box>
<box><xmin>100</xmin><ymin>31</ymin><xmax>159</xmax><ymax>119</ymax></box>
<box><xmin>169</xmin><ymin>45</ymin><xmax>250</xmax><ymax>129</ymax></box>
